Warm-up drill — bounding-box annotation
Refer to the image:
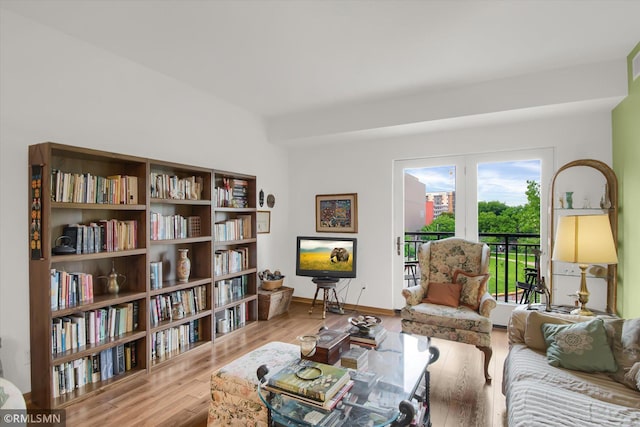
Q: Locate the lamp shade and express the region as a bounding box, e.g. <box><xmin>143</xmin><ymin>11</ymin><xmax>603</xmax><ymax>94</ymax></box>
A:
<box><xmin>552</xmin><ymin>214</ymin><xmax>618</xmax><ymax>264</ymax></box>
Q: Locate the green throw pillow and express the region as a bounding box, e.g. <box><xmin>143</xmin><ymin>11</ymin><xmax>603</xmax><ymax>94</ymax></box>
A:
<box><xmin>542</xmin><ymin>318</ymin><xmax>617</xmax><ymax>373</ymax></box>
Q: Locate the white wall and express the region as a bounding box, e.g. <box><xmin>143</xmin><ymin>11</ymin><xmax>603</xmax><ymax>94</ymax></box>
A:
<box><xmin>0</xmin><ymin>11</ymin><xmax>289</xmax><ymax>393</ymax></box>
<box><xmin>0</xmin><ymin>8</ymin><xmax>620</xmax><ymax>395</ymax></box>
<box><xmin>285</xmin><ymin>110</ymin><xmax>614</xmax><ymax>319</ymax></box>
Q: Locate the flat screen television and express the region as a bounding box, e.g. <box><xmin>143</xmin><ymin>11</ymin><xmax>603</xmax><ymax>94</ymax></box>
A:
<box><xmin>296</xmin><ymin>236</ymin><xmax>357</xmax><ymax>282</ymax></box>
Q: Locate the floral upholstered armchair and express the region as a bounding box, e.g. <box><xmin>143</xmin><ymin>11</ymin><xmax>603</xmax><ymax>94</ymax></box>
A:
<box><xmin>401</xmin><ymin>237</ymin><xmax>496</xmax><ymax>382</ymax></box>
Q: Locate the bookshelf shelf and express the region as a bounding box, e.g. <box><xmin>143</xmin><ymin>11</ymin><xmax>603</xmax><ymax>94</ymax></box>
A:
<box><xmin>50</xmin><ymin>249</ymin><xmax>147</xmax><ymax>263</ymax></box>
<box><xmin>51</xmin><ymin>202</ymin><xmax>147</xmax><ymax>210</ymax></box>
<box><xmin>52</xmin><ymin>330</ymin><xmax>147</xmax><ymax>364</ymax></box>
<box><xmin>150</xmin><ymin>310</ymin><xmax>213</xmax><ymax>334</ymax></box>
<box><xmin>150</xmin><ymin>236</ymin><xmax>212</xmax><ymax>244</ymax></box>
<box><xmin>214</xmin><ymin>268</ymin><xmax>258</xmax><ymax>282</ymax></box>
<box><xmin>213</xmin><ymin>320</ymin><xmax>259</xmax><ymax>341</ymax></box>
<box><xmin>29</xmin><ymin>142</ymin><xmax>258</xmax><ymax>409</ymax></box>
<box><xmin>51</xmin><ymin>291</ymin><xmax>147</xmax><ymax>316</ymax></box>
<box><xmin>214</xmin><ymin>238</ymin><xmax>258</xmax><ymax>245</ymax></box>
<box><xmin>214</xmin><ymin>294</ymin><xmax>258</xmax><ymax>311</ymax></box>
<box><xmin>214</xmin><ymin>207</ymin><xmax>256</xmax><ymax>213</ymax></box>
<box><xmin>149</xmin><ymin>340</ymin><xmax>212</xmax><ymax>368</ymax></box>
<box><xmin>150</xmin><ymin>198</ymin><xmax>211</xmax><ymax>206</ymax></box>
<box><xmin>52</xmin><ymin>368</ymin><xmax>146</xmax><ymax>407</ymax></box>
<box><xmin>149</xmin><ymin>277</ymin><xmax>211</xmax><ymax>296</ymax></box>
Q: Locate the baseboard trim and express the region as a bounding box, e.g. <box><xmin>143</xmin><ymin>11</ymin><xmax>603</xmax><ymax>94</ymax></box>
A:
<box><xmin>291</xmin><ymin>296</ymin><xmax>396</xmax><ymax>317</ymax></box>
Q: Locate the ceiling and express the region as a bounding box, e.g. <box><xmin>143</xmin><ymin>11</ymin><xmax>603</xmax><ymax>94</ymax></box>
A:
<box><xmin>2</xmin><ymin>0</ymin><xmax>640</xmax><ymax>121</ymax></box>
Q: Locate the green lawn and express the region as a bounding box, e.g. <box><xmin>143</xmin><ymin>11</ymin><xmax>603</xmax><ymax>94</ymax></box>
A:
<box><xmin>487</xmin><ymin>253</ymin><xmax>536</xmax><ymax>298</ymax></box>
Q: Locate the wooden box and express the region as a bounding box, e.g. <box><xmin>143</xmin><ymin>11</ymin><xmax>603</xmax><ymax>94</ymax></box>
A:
<box><xmin>258</xmin><ymin>286</ymin><xmax>293</xmax><ymax>320</ymax></box>
<box><xmin>302</xmin><ymin>329</ymin><xmax>350</xmax><ymax>365</ymax></box>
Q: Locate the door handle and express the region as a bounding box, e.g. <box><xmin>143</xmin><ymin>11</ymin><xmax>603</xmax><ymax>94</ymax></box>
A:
<box><xmin>396</xmin><ymin>236</ymin><xmax>401</xmax><ymax>256</ymax></box>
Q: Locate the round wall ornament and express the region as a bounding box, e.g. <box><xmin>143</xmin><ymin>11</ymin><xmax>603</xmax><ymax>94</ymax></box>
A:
<box><xmin>267</xmin><ymin>194</ymin><xmax>275</xmax><ymax>208</ymax></box>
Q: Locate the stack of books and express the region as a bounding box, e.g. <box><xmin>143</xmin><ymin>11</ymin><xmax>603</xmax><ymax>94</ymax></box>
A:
<box><xmin>265</xmin><ymin>359</ymin><xmax>353</xmax><ymax>410</ymax></box>
<box><xmin>340</xmin><ymin>346</ymin><xmax>368</xmax><ymax>369</ymax></box>
<box><xmin>347</xmin><ymin>325</ymin><xmax>388</xmax><ymax>347</ymax></box>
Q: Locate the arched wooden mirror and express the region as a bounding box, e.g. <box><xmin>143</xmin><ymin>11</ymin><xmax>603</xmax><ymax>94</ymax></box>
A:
<box><xmin>549</xmin><ymin>159</ymin><xmax>618</xmax><ymax>315</ymax></box>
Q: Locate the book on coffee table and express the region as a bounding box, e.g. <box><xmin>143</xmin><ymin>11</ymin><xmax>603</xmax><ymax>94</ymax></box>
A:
<box><xmin>347</xmin><ymin>325</ymin><xmax>387</xmax><ymax>347</ymax></box>
<box><xmin>267</xmin><ymin>359</ymin><xmax>351</xmax><ymax>402</ymax></box>
<box><xmin>264</xmin><ymin>379</ymin><xmax>354</xmax><ymax>411</ymax></box>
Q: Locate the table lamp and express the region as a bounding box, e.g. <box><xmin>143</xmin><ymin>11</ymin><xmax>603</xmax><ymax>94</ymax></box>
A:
<box><xmin>552</xmin><ymin>214</ymin><xmax>618</xmax><ymax>315</ymax></box>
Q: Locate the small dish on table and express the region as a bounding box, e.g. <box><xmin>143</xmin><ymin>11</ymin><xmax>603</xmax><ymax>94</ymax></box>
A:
<box><xmin>348</xmin><ymin>315</ymin><xmax>382</xmax><ymax>334</ymax></box>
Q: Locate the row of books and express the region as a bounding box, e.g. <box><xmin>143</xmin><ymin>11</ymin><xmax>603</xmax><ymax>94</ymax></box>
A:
<box><xmin>214</xmin><ymin>215</ymin><xmax>252</xmax><ymax>241</ymax></box>
<box><xmin>61</xmin><ymin>219</ymin><xmax>138</xmax><ymax>254</ymax></box>
<box><xmin>215</xmin><ymin>303</ymin><xmax>247</xmax><ymax>334</ymax></box>
<box><xmin>52</xmin><ymin>343</ymin><xmax>138</xmax><ymax>398</ymax></box>
<box><xmin>149</xmin><ymin>286</ymin><xmax>207</xmax><ymax>326</ymax></box>
<box><xmin>149</xmin><ymin>173</ymin><xmax>203</xmax><ymax>201</ymax></box>
<box><xmin>214</xmin><ymin>247</ymin><xmax>250</xmax><ymax>276</ymax></box>
<box><xmin>214</xmin><ymin>178</ymin><xmax>249</xmax><ymax>208</ymax></box>
<box><xmin>50</xmin><ymin>270</ymin><xmax>94</xmax><ymax>310</ymax></box>
<box><xmin>51</xmin><ymin>170</ymin><xmax>138</xmax><ymax>204</ymax></box>
<box><xmin>214</xmin><ymin>276</ymin><xmax>247</xmax><ymax>306</ymax></box>
<box><xmin>151</xmin><ymin>320</ymin><xmax>201</xmax><ymax>360</ymax></box>
<box><xmin>52</xmin><ymin>302</ymin><xmax>140</xmax><ymax>355</ymax></box>
<box><xmin>150</xmin><ymin>213</ymin><xmax>201</xmax><ymax>240</ymax></box>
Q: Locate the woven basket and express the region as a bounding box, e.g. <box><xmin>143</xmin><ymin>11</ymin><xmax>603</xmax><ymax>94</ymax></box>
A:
<box><xmin>261</xmin><ymin>278</ymin><xmax>284</xmax><ymax>290</ymax></box>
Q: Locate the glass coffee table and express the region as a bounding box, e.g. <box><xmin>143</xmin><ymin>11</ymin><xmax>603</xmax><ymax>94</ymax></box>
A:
<box><xmin>257</xmin><ymin>331</ymin><xmax>439</xmax><ymax>427</ymax></box>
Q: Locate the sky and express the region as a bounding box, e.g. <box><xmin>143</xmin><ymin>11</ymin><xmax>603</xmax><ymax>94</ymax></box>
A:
<box><xmin>406</xmin><ymin>159</ymin><xmax>541</xmax><ymax>206</ymax></box>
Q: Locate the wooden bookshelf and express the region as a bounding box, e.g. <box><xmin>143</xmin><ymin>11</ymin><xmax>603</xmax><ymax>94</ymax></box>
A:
<box><xmin>148</xmin><ymin>159</ymin><xmax>213</xmax><ymax>367</ymax></box>
<box><xmin>28</xmin><ymin>143</ymin><xmax>258</xmax><ymax>408</ymax></box>
<box><xmin>29</xmin><ymin>143</ymin><xmax>149</xmax><ymax>408</ymax></box>
<box><xmin>212</xmin><ymin>170</ymin><xmax>259</xmax><ymax>339</ymax></box>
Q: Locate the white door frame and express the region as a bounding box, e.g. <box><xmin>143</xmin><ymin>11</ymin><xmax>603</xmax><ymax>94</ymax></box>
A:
<box><xmin>392</xmin><ymin>148</ymin><xmax>554</xmax><ymax>314</ymax></box>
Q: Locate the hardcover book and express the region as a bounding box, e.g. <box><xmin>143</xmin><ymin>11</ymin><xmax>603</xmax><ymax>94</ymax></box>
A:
<box><xmin>267</xmin><ymin>359</ymin><xmax>351</xmax><ymax>402</ymax></box>
<box><xmin>347</xmin><ymin>325</ymin><xmax>387</xmax><ymax>347</ymax></box>
<box><xmin>263</xmin><ymin>380</ymin><xmax>354</xmax><ymax>411</ymax></box>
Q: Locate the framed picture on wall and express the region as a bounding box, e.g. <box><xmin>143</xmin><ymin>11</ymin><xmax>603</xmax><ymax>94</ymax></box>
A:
<box><xmin>315</xmin><ymin>193</ymin><xmax>358</xmax><ymax>233</ymax></box>
<box><xmin>257</xmin><ymin>210</ymin><xmax>271</xmax><ymax>234</ymax></box>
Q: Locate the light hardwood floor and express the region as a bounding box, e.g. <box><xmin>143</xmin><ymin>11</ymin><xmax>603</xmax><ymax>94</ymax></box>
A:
<box><xmin>58</xmin><ymin>302</ymin><xmax>508</xmax><ymax>426</ymax></box>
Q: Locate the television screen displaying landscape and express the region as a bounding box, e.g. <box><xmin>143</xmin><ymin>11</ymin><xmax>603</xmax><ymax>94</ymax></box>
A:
<box><xmin>298</xmin><ymin>239</ymin><xmax>354</xmax><ymax>272</ymax></box>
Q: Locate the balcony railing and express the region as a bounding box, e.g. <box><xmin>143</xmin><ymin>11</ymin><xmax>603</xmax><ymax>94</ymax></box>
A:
<box><xmin>404</xmin><ymin>232</ymin><xmax>541</xmax><ymax>303</ymax></box>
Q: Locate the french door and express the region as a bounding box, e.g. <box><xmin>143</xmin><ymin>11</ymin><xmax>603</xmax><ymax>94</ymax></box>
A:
<box><xmin>392</xmin><ymin>148</ymin><xmax>553</xmax><ymax>310</ymax></box>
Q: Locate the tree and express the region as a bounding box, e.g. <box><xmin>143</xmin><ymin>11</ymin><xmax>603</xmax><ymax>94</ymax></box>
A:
<box><xmin>518</xmin><ymin>180</ymin><xmax>540</xmax><ymax>233</ymax></box>
<box><xmin>420</xmin><ymin>180</ymin><xmax>540</xmax><ymax>244</ymax></box>
<box><xmin>478</xmin><ymin>200</ymin><xmax>508</xmax><ymax>216</ymax></box>
<box><xmin>422</xmin><ymin>212</ymin><xmax>455</xmax><ymax>232</ymax></box>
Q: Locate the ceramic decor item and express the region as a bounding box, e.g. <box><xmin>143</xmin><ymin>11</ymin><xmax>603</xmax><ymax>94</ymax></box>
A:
<box><xmin>565</xmin><ymin>191</ymin><xmax>573</xmax><ymax>209</ymax></box>
<box><xmin>177</xmin><ymin>248</ymin><xmax>191</xmax><ymax>282</ymax></box>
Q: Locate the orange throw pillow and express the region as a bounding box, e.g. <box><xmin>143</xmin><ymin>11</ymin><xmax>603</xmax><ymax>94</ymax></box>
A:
<box><xmin>453</xmin><ymin>270</ymin><xmax>489</xmax><ymax>310</ymax></box>
<box><xmin>423</xmin><ymin>282</ymin><xmax>462</xmax><ymax>307</ymax></box>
